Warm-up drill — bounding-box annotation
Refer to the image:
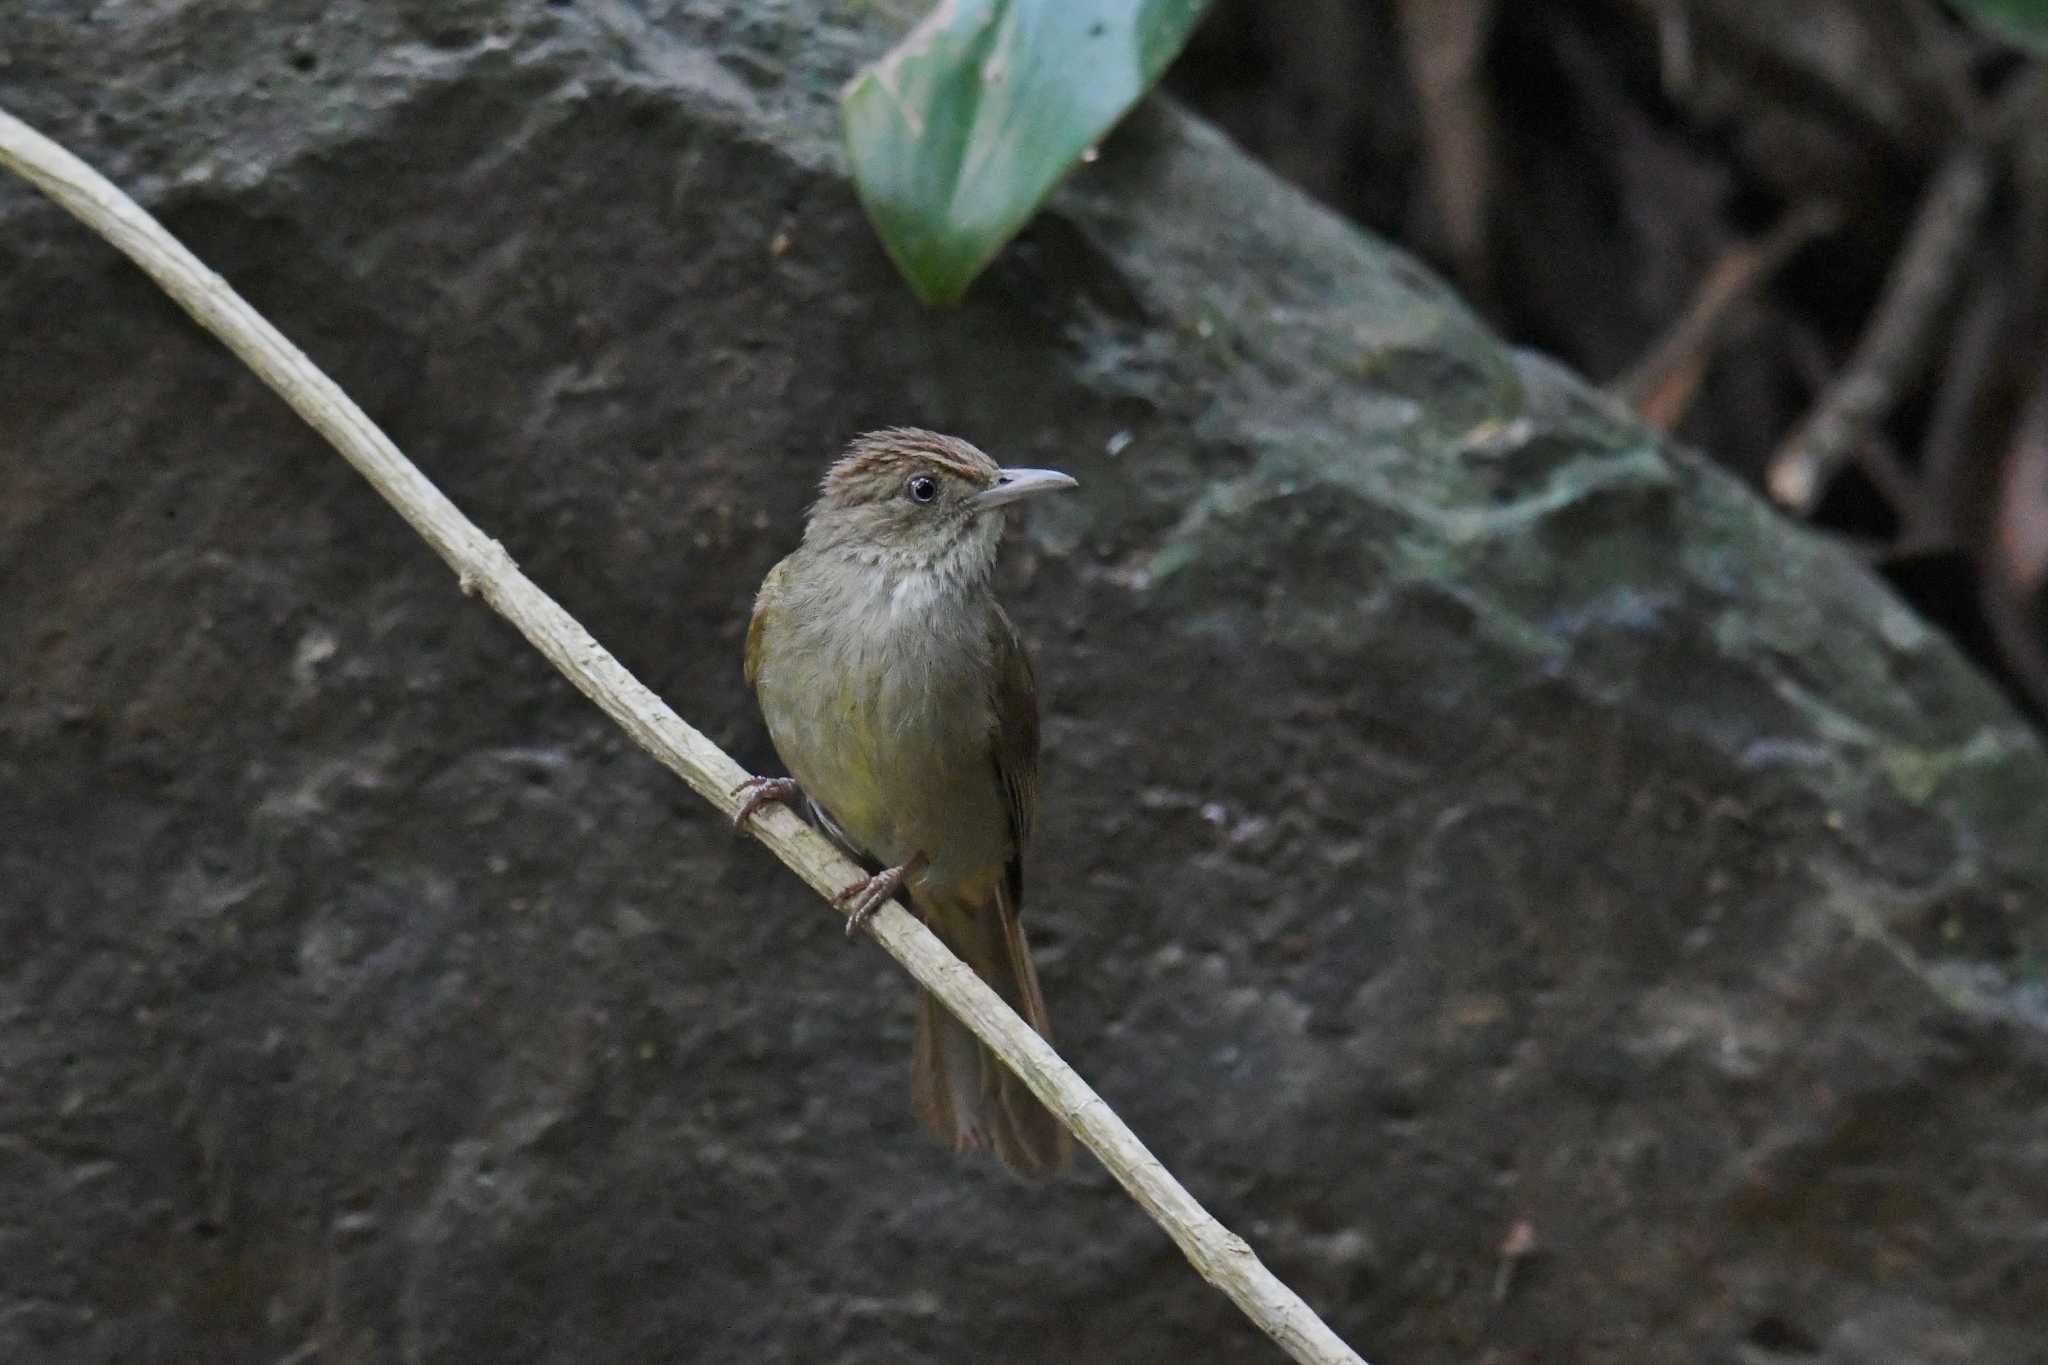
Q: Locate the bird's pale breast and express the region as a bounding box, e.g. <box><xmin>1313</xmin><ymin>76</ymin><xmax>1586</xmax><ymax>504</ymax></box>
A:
<box><xmin>753</xmin><ymin>557</ymin><xmax>1012</xmax><ymax>891</ymax></box>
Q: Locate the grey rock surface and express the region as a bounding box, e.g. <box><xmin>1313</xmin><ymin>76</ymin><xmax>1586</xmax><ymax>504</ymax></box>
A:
<box><xmin>4</xmin><ymin>3</ymin><xmax>2045</xmax><ymax>1363</ymax></box>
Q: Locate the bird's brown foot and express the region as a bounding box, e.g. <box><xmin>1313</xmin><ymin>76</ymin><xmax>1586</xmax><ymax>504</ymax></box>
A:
<box><xmin>731</xmin><ymin>775</ymin><xmax>800</xmax><ymax>833</ymax></box>
<box><xmin>833</xmin><ymin>851</ymin><xmax>930</xmax><ymax>939</ymax></box>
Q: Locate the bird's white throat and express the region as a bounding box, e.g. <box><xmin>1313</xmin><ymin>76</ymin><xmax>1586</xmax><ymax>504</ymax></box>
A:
<box><xmin>889</xmin><ymin>569</ymin><xmax>946</xmax><ymax>616</ymax></box>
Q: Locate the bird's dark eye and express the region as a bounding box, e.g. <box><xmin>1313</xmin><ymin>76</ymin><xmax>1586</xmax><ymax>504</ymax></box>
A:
<box><xmin>907</xmin><ymin>474</ymin><xmax>939</xmax><ymax>504</ymax></box>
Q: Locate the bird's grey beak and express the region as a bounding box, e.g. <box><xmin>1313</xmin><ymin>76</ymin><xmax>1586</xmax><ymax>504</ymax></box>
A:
<box><xmin>973</xmin><ymin>467</ymin><xmax>1079</xmax><ymax>510</ymax></box>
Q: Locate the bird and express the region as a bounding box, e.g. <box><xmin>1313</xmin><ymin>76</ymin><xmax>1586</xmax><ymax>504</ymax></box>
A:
<box><xmin>735</xmin><ymin>427</ymin><xmax>1077</xmax><ymax>1179</ymax></box>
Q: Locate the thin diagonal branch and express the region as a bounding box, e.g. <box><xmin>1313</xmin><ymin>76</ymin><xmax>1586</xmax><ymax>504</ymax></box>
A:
<box><xmin>1765</xmin><ymin>136</ymin><xmax>1992</xmax><ymax>513</ymax></box>
<box><xmin>0</xmin><ymin>108</ymin><xmax>1367</xmax><ymax>1365</ymax></box>
<box><xmin>1767</xmin><ymin>71</ymin><xmax>2041</xmax><ymax>515</ymax></box>
<box><xmin>1617</xmin><ymin>200</ymin><xmax>1839</xmax><ymax>431</ymax></box>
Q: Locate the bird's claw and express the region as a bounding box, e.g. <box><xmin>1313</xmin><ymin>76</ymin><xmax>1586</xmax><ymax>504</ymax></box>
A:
<box><xmin>731</xmin><ymin>776</ymin><xmax>800</xmax><ymax>833</ymax></box>
<box><xmin>832</xmin><ymin>852</ymin><xmax>930</xmax><ymax>938</ymax></box>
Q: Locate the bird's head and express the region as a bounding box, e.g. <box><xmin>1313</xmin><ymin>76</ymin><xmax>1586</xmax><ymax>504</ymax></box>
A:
<box><xmin>803</xmin><ymin>428</ymin><xmax>1077</xmax><ymax>577</ymax></box>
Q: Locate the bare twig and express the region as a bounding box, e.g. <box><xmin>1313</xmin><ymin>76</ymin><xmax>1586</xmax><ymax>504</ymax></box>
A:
<box><xmin>1779</xmin><ymin>324</ymin><xmax>1944</xmax><ymax>553</ymax></box>
<box><xmin>1394</xmin><ymin>0</ymin><xmax>1500</xmax><ymax>301</ymax></box>
<box><xmin>1914</xmin><ymin>259</ymin><xmax>2011</xmax><ymax>551</ymax></box>
<box><xmin>1617</xmin><ymin>200</ymin><xmax>1838</xmax><ymax>430</ymax></box>
<box><xmin>0</xmin><ymin>108</ymin><xmax>1369</xmax><ymax>1365</ymax></box>
<box><xmin>1982</xmin><ymin>376</ymin><xmax>2048</xmax><ymax>717</ymax></box>
<box><xmin>1766</xmin><ymin>144</ymin><xmax>1993</xmax><ymax>512</ymax></box>
<box><xmin>1970</xmin><ymin>86</ymin><xmax>2048</xmax><ymax>672</ymax></box>
<box><xmin>1995</xmin><ymin>377</ymin><xmax>2048</xmax><ymax>603</ymax></box>
<box><xmin>1768</xmin><ymin>72</ymin><xmax>2041</xmax><ymax>515</ymax></box>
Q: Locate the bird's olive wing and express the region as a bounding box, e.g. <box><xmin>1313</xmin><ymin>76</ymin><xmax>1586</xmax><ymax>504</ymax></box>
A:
<box><xmin>987</xmin><ymin>602</ymin><xmax>1040</xmax><ymax>890</ymax></box>
<box><xmin>743</xmin><ymin>557</ymin><xmax>787</xmax><ymax>692</ymax></box>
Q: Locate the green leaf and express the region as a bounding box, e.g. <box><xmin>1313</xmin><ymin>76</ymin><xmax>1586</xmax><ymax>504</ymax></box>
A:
<box><xmin>1952</xmin><ymin>0</ymin><xmax>2048</xmax><ymax>51</ymax></box>
<box><xmin>841</xmin><ymin>0</ymin><xmax>1210</xmax><ymax>305</ymax></box>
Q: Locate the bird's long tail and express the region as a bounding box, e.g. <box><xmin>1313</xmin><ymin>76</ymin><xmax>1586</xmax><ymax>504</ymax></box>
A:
<box><xmin>909</xmin><ymin>884</ymin><xmax>1071</xmax><ymax>1180</ymax></box>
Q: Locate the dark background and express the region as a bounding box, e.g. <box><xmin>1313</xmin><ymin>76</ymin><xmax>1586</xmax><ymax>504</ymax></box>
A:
<box><xmin>1173</xmin><ymin>0</ymin><xmax>2048</xmax><ymax>727</ymax></box>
